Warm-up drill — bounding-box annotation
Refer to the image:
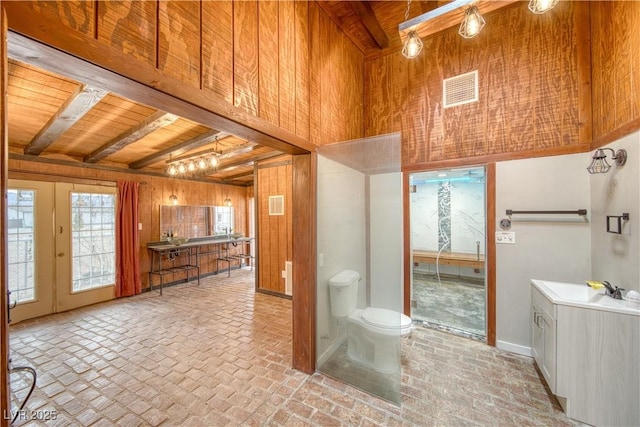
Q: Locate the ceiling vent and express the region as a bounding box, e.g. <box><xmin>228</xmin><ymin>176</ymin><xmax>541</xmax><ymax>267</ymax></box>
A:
<box><xmin>443</xmin><ymin>70</ymin><xmax>478</xmax><ymax>109</ymax></box>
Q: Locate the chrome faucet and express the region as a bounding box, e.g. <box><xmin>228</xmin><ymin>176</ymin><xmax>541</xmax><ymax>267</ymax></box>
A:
<box><xmin>602</xmin><ymin>281</ymin><xmax>624</xmax><ymax>300</ymax></box>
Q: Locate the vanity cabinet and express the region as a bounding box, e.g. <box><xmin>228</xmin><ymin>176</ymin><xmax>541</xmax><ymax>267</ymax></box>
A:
<box><xmin>530</xmin><ymin>280</ymin><xmax>640</xmax><ymax>427</ymax></box>
<box><xmin>531</xmin><ymin>286</ymin><xmax>557</xmax><ymax>393</ymax></box>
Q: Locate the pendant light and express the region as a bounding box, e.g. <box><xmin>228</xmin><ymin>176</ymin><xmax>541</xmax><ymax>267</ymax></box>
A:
<box><xmin>458</xmin><ymin>6</ymin><xmax>485</xmax><ymax>39</ymax></box>
<box><xmin>528</xmin><ymin>0</ymin><xmax>559</xmax><ymax>14</ymax></box>
<box><xmin>401</xmin><ymin>0</ymin><xmax>423</xmax><ymax>59</ymax></box>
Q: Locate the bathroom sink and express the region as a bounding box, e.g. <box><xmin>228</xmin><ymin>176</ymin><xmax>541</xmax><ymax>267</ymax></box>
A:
<box><xmin>542</xmin><ymin>282</ymin><xmax>598</xmax><ymax>303</ymax></box>
<box><xmin>167</xmin><ymin>237</ymin><xmax>189</xmax><ymax>246</ymax></box>
<box><xmin>531</xmin><ymin>279</ymin><xmax>640</xmax><ymax>316</ymax></box>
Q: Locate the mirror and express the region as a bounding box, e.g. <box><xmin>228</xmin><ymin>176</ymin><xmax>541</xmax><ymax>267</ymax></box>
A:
<box><xmin>160</xmin><ymin>205</ymin><xmax>234</xmax><ymax>239</ymax></box>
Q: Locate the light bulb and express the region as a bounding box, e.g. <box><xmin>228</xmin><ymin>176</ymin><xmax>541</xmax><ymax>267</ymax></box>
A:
<box><xmin>459</xmin><ymin>6</ymin><xmax>485</xmax><ymax>39</ymax></box>
<box><xmin>198</xmin><ymin>157</ymin><xmax>207</xmax><ymax>169</ymax></box>
<box><xmin>402</xmin><ymin>31</ymin><xmax>423</xmax><ymax>59</ymax></box>
<box><xmin>209</xmin><ymin>156</ymin><xmax>219</xmax><ymax>167</ymax></box>
<box><xmin>187</xmin><ymin>160</ymin><xmax>196</xmax><ymax>172</ymax></box>
<box><xmin>167</xmin><ymin>164</ymin><xmax>177</xmax><ymax>176</ymax></box>
<box><xmin>528</xmin><ymin>0</ymin><xmax>559</xmax><ymax>14</ymax></box>
<box><xmin>177</xmin><ymin>163</ymin><xmax>186</xmax><ymax>174</ymax></box>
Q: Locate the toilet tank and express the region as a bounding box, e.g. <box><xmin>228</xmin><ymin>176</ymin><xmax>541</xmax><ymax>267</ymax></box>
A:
<box><xmin>328</xmin><ymin>270</ymin><xmax>360</xmax><ymax>317</ymax></box>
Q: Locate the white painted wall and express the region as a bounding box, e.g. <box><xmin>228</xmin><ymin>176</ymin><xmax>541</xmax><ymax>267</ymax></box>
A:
<box><xmin>496</xmin><ymin>153</ymin><xmax>592</xmax><ymax>354</ymax></box>
<box><xmin>369</xmin><ymin>172</ymin><xmax>403</xmax><ymax>311</ymax></box>
<box><xmin>590</xmin><ymin>132</ymin><xmax>640</xmax><ymax>293</ymax></box>
<box><xmin>316</xmin><ymin>155</ymin><xmax>366</xmax><ymax>360</ymax></box>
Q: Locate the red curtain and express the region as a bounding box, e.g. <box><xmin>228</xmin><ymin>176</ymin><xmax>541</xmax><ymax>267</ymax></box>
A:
<box><xmin>116</xmin><ymin>181</ymin><xmax>141</xmax><ymax>297</ymax></box>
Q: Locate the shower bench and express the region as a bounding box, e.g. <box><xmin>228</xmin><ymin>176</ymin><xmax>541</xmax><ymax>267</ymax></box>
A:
<box><xmin>412</xmin><ymin>249</ymin><xmax>485</xmax><ymax>269</ymax></box>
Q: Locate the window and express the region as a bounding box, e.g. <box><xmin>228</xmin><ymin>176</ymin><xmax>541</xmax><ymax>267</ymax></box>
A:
<box><xmin>71</xmin><ymin>192</ymin><xmax>116</xmax><ymax>292</ymax></box>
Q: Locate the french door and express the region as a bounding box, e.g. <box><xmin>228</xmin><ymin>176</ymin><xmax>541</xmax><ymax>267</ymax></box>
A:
<box><xmin>8</xmin><ymin>180</ymin><xmax>116</xmax><ymax>323</ymax></box>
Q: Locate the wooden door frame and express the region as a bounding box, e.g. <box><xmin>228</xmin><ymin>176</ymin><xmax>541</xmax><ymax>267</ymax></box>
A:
<box><xmin>1</xmin><ymin>8</ymin><xmax>9</xmax><ymax>427</ymax></box>
<box><xmin>402</xmin><ymin>163</ymin><xmax>497</xmax><ymax>346</ymax></box>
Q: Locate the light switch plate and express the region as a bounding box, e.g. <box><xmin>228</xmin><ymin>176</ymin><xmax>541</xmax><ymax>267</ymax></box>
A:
<box><xmin>495</xmin><ymin>231</ymin><xmax>516</xmax><ymax>244</ymax></box>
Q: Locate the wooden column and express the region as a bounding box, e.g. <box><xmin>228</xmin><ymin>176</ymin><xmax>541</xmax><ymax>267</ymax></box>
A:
<box><xmin>486</xmin><ymin>163</ymin><xmax>497</xmax><ymax>346</ymax></box>
<box><xmin>292</xmin><ymin>153</ymin><xmax>316</xmax><ymax>373</ymax></box>
<box><xmin>1</xmin><ymin>8</ymin><xmax>10</xmax><ymax>427</ymax></box>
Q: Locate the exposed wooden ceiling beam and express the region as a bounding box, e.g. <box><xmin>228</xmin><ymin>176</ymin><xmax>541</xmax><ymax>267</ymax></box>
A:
<box><xmin>209</xmin><ymin>151</ymin><xmax>282</xmax><ymax>175</ymax></box>
<box><xmin>399</xmin><ymin>0</ymin><xmax>518</xmax><ymax>41</ymax></box>
<box><xmin>84</xmin><ymin>111</ymin><xmax>178</xmax><ymax>163</ymax></box>
<box><xmin>24</xmin><ymin>83</ymin><xmax>107</xmax><ymax>156</ymax></box>
<box><xmin>167</xmin><ymin>141</ymin><xmax>259</xmax><ymax>165</ymax></box>
<box><xmin>222</xmin><ymin>170</ymin><xmax>254</xmax><ymax>182</ymax></box>
<box><xmin>315</xmin><ymin>1</ymin><xmax>369</xmax><ymax>54</ymax></box>
<box><xmin>128</xmin><ymin>130</ymin><xmax>229</xmax><ymax>169</ymax></box>
<box><xmin>352</xmin><ymin>1</ymin><xmax>389</xmax><ymax>49</ymax></box>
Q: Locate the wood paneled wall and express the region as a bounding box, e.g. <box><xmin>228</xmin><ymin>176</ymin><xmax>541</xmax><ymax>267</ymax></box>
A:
<box><xmin>256</xmin><ymin>156</ymin><xmax>293</xmax><ymax>294</ymax></box>
<box><xmin>590</xmin><ymin>1</ymin><xmax>640</xmax><ymax>147</ymax></box>
<box><xmin>3</xmin><ymin>1</ymin><xmax>316</xmax><ymax>142</ymax></box>
<box><xmin>309</xmin><ymin>2</ymin><xmax>364</xmax><ymax>146</ymax></box>
<box><xmin>364</xmin><ymin>2</ymin><xmax>592</xmax><ymax>168</ymax></box>
<box><xmin>8</xmin><ymin>158</ymin><xmax>249</xmax><ymax>290</ymax></box>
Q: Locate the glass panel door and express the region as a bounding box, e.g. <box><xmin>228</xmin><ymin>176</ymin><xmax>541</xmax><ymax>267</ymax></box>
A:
<box><xmin>55</xmin><ymin>183</ymin><xmax>116</xmax><ymax>313</ymax></box>
<box><xmin>409</xmin><ymin>167</ymin><xmax>487</xmax><ymax>339</ymax></box>
<box><xmin>8</xmin><ymin>181</ymin><xmax>116</xmax><ymax>322</ymax></box>
<box><xmin>7</xmin><ymin>180</ymin><xmax>55</xmax><ymax>323</ymax></box>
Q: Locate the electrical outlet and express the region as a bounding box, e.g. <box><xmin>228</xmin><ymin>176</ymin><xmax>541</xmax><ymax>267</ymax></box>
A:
<box><xmin>495</xmin><ymin>231</ymin><xmax>516</xmax><ymax>244</ymax></box>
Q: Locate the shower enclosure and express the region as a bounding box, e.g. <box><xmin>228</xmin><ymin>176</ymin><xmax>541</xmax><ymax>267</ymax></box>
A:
<box><xmin>410</xmin><ymin>167</ymin><xmax>486</xmax><ymax>339</ymax></box>
<box><xmin>316</xmin><ymin>133</ymin><xmax>403</xmax><ymax>404</ymax></box>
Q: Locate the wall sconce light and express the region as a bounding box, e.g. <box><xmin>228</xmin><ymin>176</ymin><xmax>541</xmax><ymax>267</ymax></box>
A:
<box><xmin>401</xmin><ymin>0</ymin><xmax>423</xmax><ymax>59</ymax></box>
<box><xmin>458</xmin><ymin>6</ymin><xmax>485</xmax><ymax>39</ymax></box>
<box><xmin>223</xmin><ymin>197</ymin><xmax>232</xmax><ymax>207</ymax></box>
<box><xmin>587</xmin><ymin>148</ymin><xmax>627</xmax><ymax>174</ymax></box>
<box><xmin>169</xmin><ymin>192</ymin><xmax>178</xmax><ymax>205</ymax></box>
<box><xmin>528</xmin><ymin>0</ymin><xmax>559</xmax><ymax>14</ymax></box>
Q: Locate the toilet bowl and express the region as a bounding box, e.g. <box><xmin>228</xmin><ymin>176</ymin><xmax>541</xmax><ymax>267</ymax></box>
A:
<box><xmin>328</xmin><ymin>270</ymin><xmax>413</xmax><ymax>373</ymax></box>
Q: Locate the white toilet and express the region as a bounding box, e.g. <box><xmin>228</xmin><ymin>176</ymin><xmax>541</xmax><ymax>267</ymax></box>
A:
<box><xmin>329</xmin><ymin>269</ymin><xmax>413</xmax><ymax>373</ymax></box>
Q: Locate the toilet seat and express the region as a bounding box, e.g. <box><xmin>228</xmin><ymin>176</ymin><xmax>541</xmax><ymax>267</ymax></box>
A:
<box><xmin>362</xmin><ymin>307</ymin><xmax>412</xmax><ymax>330</ymax></box>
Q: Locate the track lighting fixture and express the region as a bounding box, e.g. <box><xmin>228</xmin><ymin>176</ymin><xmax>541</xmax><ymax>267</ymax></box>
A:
<box><xmin>399</xmin><ymin>0</ymin><xmax>560</xmax><ymax>58</ymax></box>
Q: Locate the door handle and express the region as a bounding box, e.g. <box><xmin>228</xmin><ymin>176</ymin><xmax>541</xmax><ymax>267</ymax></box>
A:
<box><xmin>57</xmin><ymin>252</ymin><xmax>65</xmax><ymax>257</ymax></box>
<box><xmin>7</xmin><ymin>290</ymin><xmax>16</xmax><ymax>323</ymax></box>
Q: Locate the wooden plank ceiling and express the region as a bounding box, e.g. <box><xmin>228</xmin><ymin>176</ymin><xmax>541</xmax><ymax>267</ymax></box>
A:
<box><xmin>7</xmin><ymin>59</ymin><xmax>283</xmax><ymax>186</ymax></box>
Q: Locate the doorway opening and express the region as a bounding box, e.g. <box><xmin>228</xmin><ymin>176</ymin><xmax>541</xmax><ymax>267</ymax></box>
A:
<box><xmin>409</xmin><ymin>167</ymin><xmax>486</xmax><ymax>340</ymax></box>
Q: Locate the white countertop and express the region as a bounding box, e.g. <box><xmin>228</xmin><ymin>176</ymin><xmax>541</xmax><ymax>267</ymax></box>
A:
<box><xmin>531</xmin><ymin>279</ymin><xmax>640</xmax><ymax>316</ymax></box>
<box><xmin>148</xmin><ymin>237</ymin><xmax>252</xmax><ymax>252</ymax></box>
